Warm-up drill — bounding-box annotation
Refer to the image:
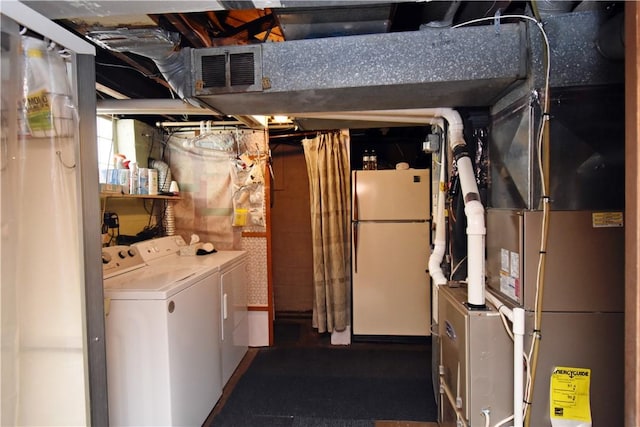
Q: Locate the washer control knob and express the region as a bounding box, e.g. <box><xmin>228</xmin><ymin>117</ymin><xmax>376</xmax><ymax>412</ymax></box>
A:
<box><xmin>118</xmin><ymin>250</ymin><xmax>127</xmax><ymax>259</ymax></box>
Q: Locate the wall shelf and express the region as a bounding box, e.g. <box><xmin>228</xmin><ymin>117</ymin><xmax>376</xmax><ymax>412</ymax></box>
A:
<box><xmin>100</xmin><ymin>192</ymin><xmax>181</xmax><ymax>200</ymax></box>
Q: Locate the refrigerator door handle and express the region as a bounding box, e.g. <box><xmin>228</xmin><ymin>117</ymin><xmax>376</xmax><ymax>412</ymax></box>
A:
<box><xmin>352</xmin><ymin>221</ymin><xmax>358</xmax><ymax>273</ymax></box>
<box><xmin>353</xmin><ymin>172</ymin><xmax>359</xmax><ymax>221</ymax></box>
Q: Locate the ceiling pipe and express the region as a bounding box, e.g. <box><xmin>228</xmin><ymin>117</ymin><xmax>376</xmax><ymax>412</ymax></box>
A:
<box><xmin>296</xmin><ymin>108</ymin><xmax>486</xmax><ymax>307</ymax></box>
<box><xmin>420</xmin><ymin>0</ymin><xmax>462</xmax><ymax>29</ymax></box>
<box><xmin>531</xmin><ymin>0</ymin><xmax>576</xmax><ymax>18</ymax></box>
<box><xmin>97</xmin><ymin>98</ymin><xmax>221</xmax><ymax>115</ymax></box>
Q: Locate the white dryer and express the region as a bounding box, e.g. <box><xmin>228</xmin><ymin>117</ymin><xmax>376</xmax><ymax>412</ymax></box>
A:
<box><xmin>102</xmin><ymin>245</ymin><xmax>222</xmax><ymax>427</ymax></box>
<box><xmin>133</xmin><ymin>236</ymin><xmax>249</xmax><ymax>386</ymax></box>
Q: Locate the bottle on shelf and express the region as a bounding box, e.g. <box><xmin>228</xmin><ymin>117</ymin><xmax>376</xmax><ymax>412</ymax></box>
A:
<box><xmin>363</xmin><ymin>149</ymin><xmax>371</xmax><ymax>170</ymax></box>
<box><xmin>129</xmin><ymin>162</ymin><xmax>138</xmax><ymax>195</ymax></box>
<box><xmin>370</xmin><ymin>149</ymin><xmax>378</xmax><ymax>170</ymax></box>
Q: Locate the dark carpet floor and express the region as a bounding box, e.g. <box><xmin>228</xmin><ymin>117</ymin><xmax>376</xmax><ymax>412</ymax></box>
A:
<box><xmin>209</xmin><ymin>345</ymin><xmax>437</xmax><ymax>426</ymax></box>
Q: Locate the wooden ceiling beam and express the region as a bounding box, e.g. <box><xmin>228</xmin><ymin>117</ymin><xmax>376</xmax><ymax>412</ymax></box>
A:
<box><xmin>163</xmin><ymin>13</ymin><xmax>213</xmax><ymax>47</ymax></box>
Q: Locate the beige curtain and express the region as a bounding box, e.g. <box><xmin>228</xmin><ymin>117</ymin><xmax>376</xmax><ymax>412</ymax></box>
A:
<box><xmin>302</xmin><ymin>131</ymin><xmax>351</xmax><ymax>333</ymax></box>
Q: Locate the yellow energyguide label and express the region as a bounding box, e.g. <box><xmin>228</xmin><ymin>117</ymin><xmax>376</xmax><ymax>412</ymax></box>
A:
<box><xmin>592</xmin><ymin>211</ymin><xmax>623</xmax><ymax>228</ymax></box>
<box><xmin>550</xmin><ymin>366</ymin><xmax>592</xmax><ymax>423</ymax></box>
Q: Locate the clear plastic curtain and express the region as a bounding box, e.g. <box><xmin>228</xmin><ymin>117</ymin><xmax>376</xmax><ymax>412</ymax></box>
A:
<box><xmin>1</xmin><ymin>34</ymin><xmax>87</xmax><ymax>425</ymax></box>
<box><xmin>302</xmin><ymin>131</ymin><xmax>351</xmax><ymax>333</ymax></box>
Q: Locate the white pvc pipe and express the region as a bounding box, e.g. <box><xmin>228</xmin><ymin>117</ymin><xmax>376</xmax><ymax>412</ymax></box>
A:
<box><xmin>429</xmin><ymin>145</ymin><xmax>448</xmax><ymax>287</ymax></box>
<box><xmin>441</xmin><ymin>111</ymin><xmax>486</xmax><ymax>307</ymax></box>
<box><xmin>486</xmin><ymin>292</ymin><xmax>525</xmax><ymax>427</ymax></box>
<box><xmin>429</xmin><ymin>141</ymin><xmax>447</xmax><ymax>322</ymax></box>
<box><xmin>457</xmin><ymin>156</ymin><xmax>486</xmax><ymax>306</ymax></box>
<box><xmin>512</xmin><ymin>307</ymin><xmax>525</xmax><ymax>427</ymax></box>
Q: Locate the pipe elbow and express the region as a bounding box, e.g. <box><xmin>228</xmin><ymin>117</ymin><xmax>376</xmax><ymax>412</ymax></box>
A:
<box><xmin>464</xmin><ymin>200</ymin><xmax>486</xmax><ymax>235</ymax></box>
<box><xmin>434</xmin><ymin>108</ymin><xmax>462</xmax><ymax>128</ymax></box>
<box><xmin>464</xmin><ymin>199</ymin><xmax>485</xmax><ymax>216</ymax></box>
<box><xmin>429</xmin><ymin>242</ymin><xmax>447</xmax><ymax>286</ymax></box>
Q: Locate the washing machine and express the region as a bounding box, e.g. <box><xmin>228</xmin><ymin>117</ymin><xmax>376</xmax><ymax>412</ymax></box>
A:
<box><xmin>102</xmin><ymin>245</ymin><xmax>222</xmax><ymax>426</ymax></box>
<box><xmin>133</xmin><ymin>236</ymin><xmax>249</xmax><ymax>385</ymax></box>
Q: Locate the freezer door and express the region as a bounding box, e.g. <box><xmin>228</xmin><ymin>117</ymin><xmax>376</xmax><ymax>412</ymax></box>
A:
<box><xmin>352</xmin><ymin>169</ymin><xmax>430</xmax><ymax>221</ymax></box>
<box><xmin>352</xmin><ymin>221</ymin><xmax>431</xmax><ymax>336</ymax></box>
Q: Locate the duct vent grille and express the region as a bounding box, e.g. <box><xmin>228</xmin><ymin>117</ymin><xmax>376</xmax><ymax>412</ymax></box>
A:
<box><xmin>201</xmin><ymin>55</ymin><xmax>226</xmax><ymax>88</ymax></box>
<box><xmin>193</xmin><ymin>46</ymin><xmax>263</xmax><ymax>95</ymax></box>
<box><xmin>230</xmin><ymin>53</ymin><xmax>255</xmax><ymax>86</ymax></box>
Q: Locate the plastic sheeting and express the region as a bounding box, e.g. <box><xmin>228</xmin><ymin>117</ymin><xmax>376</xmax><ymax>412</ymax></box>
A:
<box><xmin>1</xmin><ymin>33</ymin><xmax>87</xmax><ymax>425</ymax></box>
<box><xmin>167</xmin><ymin>129</ymin><xmax>268</xmax><ymax>250</ymax></box>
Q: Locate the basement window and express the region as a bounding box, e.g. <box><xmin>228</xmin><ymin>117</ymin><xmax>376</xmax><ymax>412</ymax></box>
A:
<box><xmin>97</xmin><ymin>115</ymin><xmax>115</xmax><ymax>173</ymax></box>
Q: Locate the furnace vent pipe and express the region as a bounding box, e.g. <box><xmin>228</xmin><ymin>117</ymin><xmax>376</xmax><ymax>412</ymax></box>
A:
<box><xmin>294</xmin><ymin>108</ymin><xmax>487</xmax><ymax>307</ymax></box>
<box><xmin>435</xmin><ymin>108</ymin><xmax>486</xmax><ymax>308</ymax></box>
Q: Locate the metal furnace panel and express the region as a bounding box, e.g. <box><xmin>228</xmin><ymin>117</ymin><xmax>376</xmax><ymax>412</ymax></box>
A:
<box><xmin>489</xmin><ymin>86</ymin><xmax>624</xmax><ymax>211</ymax></box>
<box><xmin>524</xmin><ymin>311</ymin><xmax>624</xmax><ymax>426</ymax></box>
<box><xmin>486</xmin><ymin>209</ymin><xmax>624</xmax><ymax>312</ymax></box>
<box><xmin>438</xmin><ymin>286</ymin><xmax>513</xmax><ymax>427</ymax></box>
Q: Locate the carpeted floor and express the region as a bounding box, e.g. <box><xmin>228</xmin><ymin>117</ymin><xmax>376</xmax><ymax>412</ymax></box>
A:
<box><xmin>206</xmin><ymin>315</ymin><xmax>437</xmax><ymax>427</ymax></box>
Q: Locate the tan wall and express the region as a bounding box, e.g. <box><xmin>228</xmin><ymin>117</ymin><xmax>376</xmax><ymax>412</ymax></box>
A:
<box><xmin>270</xmin><ymin>143</ymin><xmax>314</xmax><ymax>313</ymax></box>
<box><xmin>102</xmin><ymin>198</ymin><xmax>160</xmax><ymax>237</ymax></box>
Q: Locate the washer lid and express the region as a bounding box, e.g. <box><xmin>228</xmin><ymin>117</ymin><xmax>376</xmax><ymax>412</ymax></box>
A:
<box><xmin>104</xmin><ymin>265</ymin><xmax>215</xmax><ymax>300</ymax></box>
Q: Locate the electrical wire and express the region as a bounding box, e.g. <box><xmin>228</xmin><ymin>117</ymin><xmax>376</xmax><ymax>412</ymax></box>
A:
<box><xmin>493</xmin><ymin>414</ymin><xmax>515</xmax><ymax>427</ymax></box>
<box><xmin>482</xmin><ymin>409</ymin><xmax>491</xmax><ymax>427</ymax></box>
<box><xmin>450</xmin><ymin>255</ymin><xmax>467</xmax><ymax>279</ymax></box>
<box><xmin>96</xmin><ymin>61</ymin><xmax>161</xmax><ymax>79</ymax></box>
<box><xmin>497</xmin><ymin>306</ymin><xmax>515</xmax><ymax>341</ymax></box>
<box><xmin>524</xmin><ymin>8</ymin><xmax>552</xmax><ymax>426</ymax></box>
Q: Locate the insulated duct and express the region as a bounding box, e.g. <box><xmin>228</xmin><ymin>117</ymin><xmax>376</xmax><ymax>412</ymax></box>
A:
<box><xmin>86</xmin><ymin>28</ymin><xmax>198</xmax><ymax>107</ymax></box>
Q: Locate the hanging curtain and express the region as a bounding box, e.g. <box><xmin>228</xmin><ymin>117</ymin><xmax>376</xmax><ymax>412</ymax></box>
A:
<box><xmin>302</xmin><ymin>131</ymin><xmax>351</xmax><ymax>333</ymax></box>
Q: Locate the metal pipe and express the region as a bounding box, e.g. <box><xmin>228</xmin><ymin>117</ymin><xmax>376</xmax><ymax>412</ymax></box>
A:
<box><xmin>97</xmin><ymin>99</ymin><xmax>219</xmax><ymax>116</ymax></box>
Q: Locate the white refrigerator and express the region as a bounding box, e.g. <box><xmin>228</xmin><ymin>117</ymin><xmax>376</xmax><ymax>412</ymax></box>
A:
<box><xmin>351</xmin><ymin>169</ymin><xmax>431</xmax><ymax>337</ymax></box>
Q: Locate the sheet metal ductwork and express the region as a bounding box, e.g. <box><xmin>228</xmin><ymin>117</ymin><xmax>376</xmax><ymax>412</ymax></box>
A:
<box><xmin>88</xmin><ymin>23</ymin><xmax>527</xmax><ymax>117</ymax></box>
<box><xmin>189</xmin><ymin>23</ymin><xmax>527</xmax><ymax>116</ymax></box>
<box><xmin>87</xmin><ymin>8</ymin><xmax>622</xmax><ymax>119</ymax></box>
